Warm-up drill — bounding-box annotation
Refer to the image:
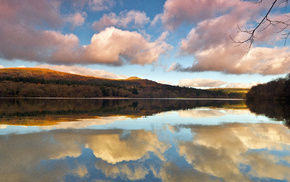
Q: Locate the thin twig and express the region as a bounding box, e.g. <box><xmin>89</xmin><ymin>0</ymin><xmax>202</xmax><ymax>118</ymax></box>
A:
<box><xmin>232</xmin><ymin>0</ymin><xmax>290</xmax><ymax>50</ymax></box>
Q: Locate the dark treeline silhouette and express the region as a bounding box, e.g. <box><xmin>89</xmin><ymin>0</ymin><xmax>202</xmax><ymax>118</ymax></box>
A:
<box><xmin>246</xmin><ymin>73</ymin><xmax>290</xmax><ymax>127</ymax></box>
<box><xmin>0</xmin><ymin>68</ymin><xmax>244</xmax><ymax>98</ymax></box>
<box><xmin>246</xmin><ymin>73</ymin><xmax>290</xmax><ymax>101</ymax></box>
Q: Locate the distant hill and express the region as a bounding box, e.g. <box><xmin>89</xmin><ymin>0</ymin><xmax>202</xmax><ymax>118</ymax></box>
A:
<box><xmin>208</xmin><ymin>88</ymin><xmax>249</xmax><ymax>98</ymax></box>
<box><xmin>0</xmin><ymin>68</ymin><xmax>245</xmax><ymax>98</ymax></box>
<box><xmin>0</xmin><ymin>68</ymin><xmax>160</xmax><ymax>87</ymax></box>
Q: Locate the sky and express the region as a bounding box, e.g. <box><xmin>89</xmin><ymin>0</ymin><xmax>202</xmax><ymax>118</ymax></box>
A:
<box><xmin>0</xmin><ymin>0</ymin><xmax>289</xmax><ymax>88</ymax></box>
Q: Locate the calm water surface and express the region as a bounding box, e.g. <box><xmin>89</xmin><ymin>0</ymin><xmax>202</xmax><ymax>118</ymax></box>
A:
<box><xmin>0</xmin><ymin>98</ymin><xmax>289</xmax><ymax>182</ymax></box>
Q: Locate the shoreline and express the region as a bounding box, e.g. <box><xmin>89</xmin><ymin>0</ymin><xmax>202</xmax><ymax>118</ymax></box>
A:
<box><xmin>0</xmin><ymin>97</ymin><xmax>244</xmax><ymax>100</ymax></box>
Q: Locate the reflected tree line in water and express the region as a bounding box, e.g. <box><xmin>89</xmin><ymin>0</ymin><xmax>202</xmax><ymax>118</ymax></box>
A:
<box><xmin>246</xmin><ymin>100</ymin><xmax>290</xmax><ymax>127</ymax></box>
<box><xmin>246</xmin><ymin>74</ymin><xmax>290</xmax><ymax>127</ymax></box>
<box><xmin>0</xmin><ymin>99</ymin><xmax>245</xmax><ymax>115</ymax></box>
<box><xmin>0</xmin><ymin>98</ymin><xmax>289</xmax><ymax>127</ymax></box>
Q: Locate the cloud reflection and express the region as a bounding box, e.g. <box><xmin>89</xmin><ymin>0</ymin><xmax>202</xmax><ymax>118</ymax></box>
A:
<box><xmin>0</xmin><ymin>123</ymin><xmax>289</xmax><ymax>181</ymax></box>
<box><xmin>0</xmin><ymin>129</ymin><xmax>169</xmax><ymax>181</ymax></box>
<box><xmin>87</xmin><ymin>130</ymin><xmax>169</xmax><ymax>164</ymax></box>
<box><xmin>175</xmin><ymin>123</ymin><xmax>290</xmax><ymax>181</ymax></box>
<box><xmin>40</xmin><ymin>116</ymin><xmax>129</xmax><ymax>130</ymax></box>
<box><xmin>177</xmin><ymin>108</ymin><xmax>251</xmax><ymax>118</ymax></box>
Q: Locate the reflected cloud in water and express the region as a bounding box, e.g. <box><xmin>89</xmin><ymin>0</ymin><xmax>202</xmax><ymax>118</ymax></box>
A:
<box><xmin>0</xmin><ymin>123</ymin><xmax>289</xmax><ymax>181</ymax></box>
<box><xmin>176</xmin><ymin>108</ymin><xmax>251</xmax><ymax>118</ymax></box>
<box><xmin>175</xmin><ymin>123</ymin><xmax>290</xmax><ymax>181</ymax></box>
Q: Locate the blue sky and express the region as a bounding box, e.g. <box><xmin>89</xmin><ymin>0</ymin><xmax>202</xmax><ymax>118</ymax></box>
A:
<box><xmin>0</xmin><ymin>0</ymin><xmax>289</xmax><ymax>88</ymax></box>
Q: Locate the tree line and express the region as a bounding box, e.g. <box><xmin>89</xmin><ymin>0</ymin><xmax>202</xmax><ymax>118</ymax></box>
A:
<box><xmin>0</xmin><ymin>80</ymin><xmax>244</xmax><ymax>98</ymax></box>
<box><xmin>246</xmin><ymin>74</ymin><xmax>290</xmax><ymax>101</ymax></box>
<box><xmin>0</xmin><ymin>70</ymin><xmax>245</xmax><ymax>98</ymax></box>
<box><xmin>0</xmin><ymin>81</ymin><xmax>137</xmax><ymax>97</ymax></box>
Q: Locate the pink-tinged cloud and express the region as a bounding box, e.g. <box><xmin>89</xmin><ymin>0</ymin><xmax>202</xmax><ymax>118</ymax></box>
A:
<box><xmin>0</xmin><ymin>19</ymin><xmax>171</xmax><ymax>65</ymax></box>
<box><xmin>178</xmin><ymin>78</ymin><xmax>258</xmax><ymax>88</ymax></box>
<box><xmin>166</xmin><ymin>0</ymin><xmax>290</xmax><ymax>75</ymax></box>
<box><xmin>92</xmin><ymin>13</ymin><xmax>118</xmax><ymax>30</ymax></box>
<box><xmin>0</xmin><ymin>25</ymin><xmax>80</xmax><ymax>63</ymax></box>
<box><xmin>162</xmin><ymin>0</ymin><xmax>242</xmax><ymax>30</ymax></box>
<box><xmin>157</xmin><ymin>80</ymin><xmax>174</xmax><ymax>85</ymax></box>
<box><xmin>88</xmin><ymin>0</ymin><xmax>115</xmax><ymax>11</ymax></box>
<box><xmin>0</xmin><ymin>0</ymin><xmax>171</xmax><ymax>66</ymax></box>
<box><xmin>66</xmin><ymin>12</ymin><xmax>87</xmax><ymax>27</ymax></box>
<box><xmin>81</xmin><ymin>28</ymin><xmax>172</xmax><ymax>65</ymax></box>
<box><xmin>151</xmin><ymin>14</ymin><xmax>162</xmax><ymax>27</ymax></box>
<box><xmin>179</xmin><ymin>79</ymin><xmax>227</xmax><ymax>88</ymax></box>
<box><xmin>92</xmin><ymin>10</ymin><xmax>150</xmax><ymax>30</ymax></box>
<box><xmin>0</xmin><ymin>0</ymin><xmax>62</xmax><ymax>28</ymax></box>
<box><xmin>36</xmin><ymin>65</ymin><xmax>128</xmax><ymax>79</ymax></box>
<box><xmin>174</xmin><ymin>45</ymin><xmax>290</xmax><ymax>75</ymax></box>
<box><xmin>0</xmin><ymin>0</ymin><xmax>73</xmax><ymax>62</ymax></box>
<box><xmin>251</xmin><ymin>13</ymin><xmax>290</xmax><ymax>44</ymax></box>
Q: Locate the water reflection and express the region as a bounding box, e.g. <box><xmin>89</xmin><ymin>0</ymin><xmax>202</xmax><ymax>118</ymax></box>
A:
<box><xmin>177</xmin><ymin>108</ymin><xmax>251</xmax><ymax>118</ymax></box>
<box><xmin>0</xmin><ymin>99</ymin><xmax>289</xmax><ymax>182</ymax></box>
<box><xmin>0</xmin><ymin>124</ymin><xmax>289</xmax><ymax>182</ymax></box>
<box><xmin>247</xmin><ymin>100</ymin><xmax>290</xmax><ymax>127</ymax></box>
<box><xmin>175</xmin><ymin>124</ymin><xmax>290</xmax><ymax>181</ymax></box>
<box><xmin>0</xmin><ymin>98</ymin><xmax>246</xmax><ymax>126</ymax></box>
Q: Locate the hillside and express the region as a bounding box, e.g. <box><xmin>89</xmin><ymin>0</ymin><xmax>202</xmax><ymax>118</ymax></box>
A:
<box><xmin>246</xmin><ymin>74</ymin><xmax>290</xmax><ymax>101</ymax></box>
<box><xmin>0</xmin><ymin>68</ymin><xmax>244</xmax><ymax>98</ymax></box>
<box><xmin>208</xmin><ymin>88</ymin><xmax>249</xmax><ymax>98</ymax></box>
<box><xmin>0</xmin><ymin>68</ymin><xmax>159</xmax><ymax>87</ymax></box>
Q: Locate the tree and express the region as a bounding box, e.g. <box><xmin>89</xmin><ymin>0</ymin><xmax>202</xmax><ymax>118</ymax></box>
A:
<box><xmin>233</xmin><ymin>0</ymin><xmax>289</xmax><ymax>50</ymax></box>
<box><xmin>246</xmin><ymin>73</ymin><xmax>290</xmax><ymax>100</ymax></box>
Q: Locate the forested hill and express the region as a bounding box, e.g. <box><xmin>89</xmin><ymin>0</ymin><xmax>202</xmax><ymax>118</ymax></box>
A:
<box><xmin>0</xmin><ymin>68</ymin><xmax>158</xmax><ymax>87</ymax></box>
<box><xmin>0</xmin><ymin>68</ymin><xmax>244</xmax><ymax>98</ymax></box>
<box><xmin>246</xmin><ymin>74</ymin><xmax>290</xmax><ymax>101</ymax></box>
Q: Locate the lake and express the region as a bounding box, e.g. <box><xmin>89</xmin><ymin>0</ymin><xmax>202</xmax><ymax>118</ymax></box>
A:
<box><xmin>0</xmin><ymin>98</ymin><xmax>289</xmax><ymax>182</ymax></box>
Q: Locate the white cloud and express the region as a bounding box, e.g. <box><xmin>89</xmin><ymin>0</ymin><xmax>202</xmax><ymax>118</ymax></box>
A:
<box><xmin>92</xmin><ymin>10</ymin><xmax>150</xmax><ymax>30</ymax></box>
<box><xmin>35</xmin><ymin>65</ymin><xmax>128</xmax><ymax>79</ymax></box>
<box><xmin>161</xmin><ymin>0</ymin><xmax>290</xmax><ymax>75</ymax></box>
<box><xmin>2</xmin><ymin>0</ymin><xmax>171</xmax><ymax>66</ymax></box>
<box><xmin>0</xmin><ymin>22</ymin><xmax>171</xmax><ymax>66</ymax></box>
<box><xmin>178</xmin><ymin>78</ymin><xmax>257</xmax><ymax>88</ymax></box>
<box><xmin>82</xmin><ymin>27</ymin><xmax>172</xmax><ymax>65</ymax></box>
<box><xmin>157</xmin><ymin>80</ymin><xmax>174</xmax><ymax>85</ymax></box>
<box><xmin>66</xmin><ymin>12</ymin><xmax>87</xmax><ymax>27</ymax></box>
<box><xmin>151</xmin><ymin>14</ymin><xmax>162</xmax><ymax>27</ymax></box>
<box><xmin>88</xmin><ymin>0</ymin><xmax>115</xmax><ymax>11</ymax></box>
<box><xmin>178</xmin><ymin>34</ymin><xmax>290</xmax><ymax>75</ymax></box>
<box><xmin>179</xmin><ymin>78</ymin><xmax>227</xmax><ymax>88</ymax></box>
<box><xmin>161</xmin><ymin>0</ymin><xmax>240</xmax><ymax>30</ymax></box>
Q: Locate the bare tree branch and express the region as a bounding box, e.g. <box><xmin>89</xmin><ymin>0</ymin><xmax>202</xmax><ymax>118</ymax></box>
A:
<box><xmin>232</xmin><ymin>0</ymin><xmax>290</xmax><ymax>50</ymax></box>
